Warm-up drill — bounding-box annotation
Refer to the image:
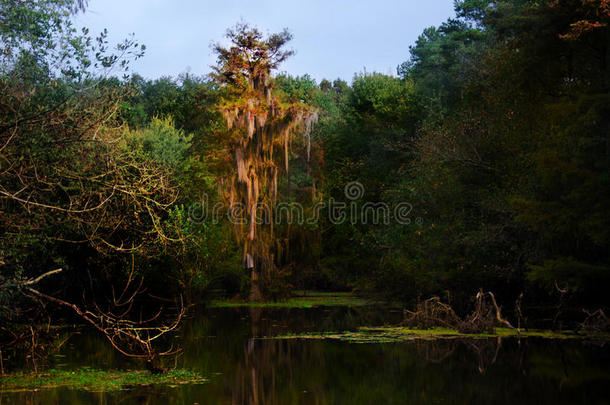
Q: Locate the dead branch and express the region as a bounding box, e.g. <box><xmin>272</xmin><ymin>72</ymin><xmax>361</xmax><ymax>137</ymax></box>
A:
<box><xmin>20</xmin><ymin>268</ymin><xmax>184</xmax><ymax>365</ymax></box>
<box><xmin>487</xmin><ymin>291</ymin><xmax>515</xmax><ymax>329</ymax></box>
<box><xmin>402</xmin><ymin>297</ymin><xmax>462</xmax><ymax>329</ymax></box>
<box><xmin>461</xmin><ymin>290</ymin><xmax>514</xmax><ymax>333</ymax></box>
<box><xmin>21</xmin><ymin>268</ymin><xmax>63</xmax><ymax>286</ymax></box>
<box><xmin>402</xmin><ymin>290</ymin><xmax>515</xmax><ymax>334</ymax></box>
<box><xmin>515</xmin><ymin>292</ymin><xmax>526</xmax><ymax>333</ymax></box>
<box><xmin>579</xmin><ymin>309</ymin><xmax>610</xmax><ymax>332</ymax></box>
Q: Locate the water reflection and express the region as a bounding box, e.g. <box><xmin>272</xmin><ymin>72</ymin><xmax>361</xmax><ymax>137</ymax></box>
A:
<box><xmin>2</xmin><ymin>306</ymin><xmax>610</xmax><ymax>405</ymax></box>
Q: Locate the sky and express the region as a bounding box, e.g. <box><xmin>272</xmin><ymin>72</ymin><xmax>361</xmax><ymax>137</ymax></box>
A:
<box><xmin>75</xmin><ymin>0</ymin><xmax>455</xmax><ymax>83</ymax></box>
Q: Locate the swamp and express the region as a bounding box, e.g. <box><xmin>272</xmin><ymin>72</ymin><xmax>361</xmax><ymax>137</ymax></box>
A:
<box><xmin>2</xmin><ymin>296</ymin><xmax>610</xmax><ymax>404</ymax></box>
<box><xmin>2</xmin><ymin>0</ymin><xmax>610</xmax><ymax>403</ymax></box>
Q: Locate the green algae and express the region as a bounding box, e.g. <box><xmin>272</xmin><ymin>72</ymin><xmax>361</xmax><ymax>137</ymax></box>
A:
<box><xmin>0</xmin><ymin>368</ymin><xmax>207</xmax><ymax>393</ymax></box>
<box><xmin>271</xmin><ymin>326</ymin><xmax>609</xmax><ymax>343</ymax></box>
<box><xmin>209</xmin><ymin>292</ymin><xmax>372</xmax><ymax>308</ymax></box>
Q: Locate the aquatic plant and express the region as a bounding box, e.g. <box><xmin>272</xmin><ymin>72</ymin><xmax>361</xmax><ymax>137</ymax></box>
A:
<box><xmin>0</xmin><ymin>368</ymin><xmax>206</xmax><ymax>392</ymax></box>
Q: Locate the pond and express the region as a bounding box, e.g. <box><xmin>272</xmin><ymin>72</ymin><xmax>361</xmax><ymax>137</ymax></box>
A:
<box><xmin>2</xmin><ymin>304</ymin><xmax>610</xmax><ymax>404</ymax></box>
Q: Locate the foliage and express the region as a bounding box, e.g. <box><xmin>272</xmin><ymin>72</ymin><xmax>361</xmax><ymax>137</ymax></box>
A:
<box><xmin>122</xmin><ymin>116</ymin><xmax>193</xmax><ymax>169</ymax></box>
<box><xmin>0</xmin><ymin>0</ymin><xmax>194</xmax><ymax>360</ymax></box>
<box><xmin>341</xmin><ymin>0</ymin><xmax>610</xmax><ymax>309</ymax></box>
<box><xmin>318</xmin><ymin>72</ymin><xmax>422</xmax><ymax>291</ymax></box>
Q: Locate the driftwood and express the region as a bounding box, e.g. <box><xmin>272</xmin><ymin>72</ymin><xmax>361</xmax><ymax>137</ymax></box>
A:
<box><xmin>579</xmin><ymin>309</ymin><xmax>610</xmax><ymax>332</ymax></box>
<box><xmin>461</xmin><ymin>290</ymin><xmax>515</xmax><ymax>333</ymax></box>
<box><xmin>553</xmin><ymin>280</ymin><xmax>569</xmax><ymax>330</ymax></box>
<box><xmin>402</xmin><ymin>290</ymin><xmax>515</xmax><ymax>333</ymax></box>
<box><xmin>402</xmin><ymin>297</ymin><xmax>462</xmax><ymax>330</ymax></box>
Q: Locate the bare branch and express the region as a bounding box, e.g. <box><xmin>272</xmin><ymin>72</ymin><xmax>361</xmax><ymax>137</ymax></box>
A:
<box><xmin>21</xmin><ymin>268</ymin><xmax>63</xmax><ymax>286</ymax></box>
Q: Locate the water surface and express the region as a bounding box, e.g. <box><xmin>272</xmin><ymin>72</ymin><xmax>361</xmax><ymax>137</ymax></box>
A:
<box><xmin>2</xmin><ymin>305</ymin><xmax>609</xmax><ymax>404</ymax></box>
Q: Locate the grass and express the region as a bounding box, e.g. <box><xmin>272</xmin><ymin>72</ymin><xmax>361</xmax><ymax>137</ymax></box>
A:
<box><xmin>0</xmin><ymin>368</ymin><xmax>207</xmax><ymax>393</ymax></box>
<box><xmin>271</xmin><ymin>326</ymin><xmax>610</xmax><ymax>343</ymax></box>
<box><xmin>209</xmin><ymin>291</ymin><xmax>373</xmax><ymax>308</ymax></box>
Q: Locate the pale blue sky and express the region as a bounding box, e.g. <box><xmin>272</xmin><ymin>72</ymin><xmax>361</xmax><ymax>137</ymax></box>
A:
<box><xmin>75</xmin><ymin>0</ymin><xmax>455</xmax><ymax>82</ymax></box>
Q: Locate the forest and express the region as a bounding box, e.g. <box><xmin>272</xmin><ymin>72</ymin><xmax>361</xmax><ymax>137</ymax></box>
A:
<box><xmin>1</xmin><ymin>0</ymin><xmax>610</xmax><ymax>402</ymax></box>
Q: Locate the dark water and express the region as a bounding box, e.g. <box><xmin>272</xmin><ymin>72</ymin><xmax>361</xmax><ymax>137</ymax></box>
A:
<box><xmin>2</xmin><ymin>305</ymin><xmax>610</xmax><ymax>405</ymax></box>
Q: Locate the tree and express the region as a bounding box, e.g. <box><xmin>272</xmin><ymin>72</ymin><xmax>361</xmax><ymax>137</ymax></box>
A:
<box><xmin>389</xmin><ymin>0</ymin><xmax>610</xmax><ymax>308</ymax></box>
<box><xmin>211</xmin><ymin>23</ymin><xmax>317</xmax><ymax>300</ymax></box>
<box><xmin>0</xmin><ymin>0</ymin><xmax>187</xmax><ymax>361</ymax></box>
<box><xmin>318</xmin><ymin>72</ymin><xmax>422</xmax><ymax>293</ymax></box>
<box><xmin>399</xmin><ymin>17</ymin><xmax>487</xmax><ymax>113</ymax></box>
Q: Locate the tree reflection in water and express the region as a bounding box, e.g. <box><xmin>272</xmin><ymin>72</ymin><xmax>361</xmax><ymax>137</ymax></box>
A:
<box><xmin>2</xmin><ymin>306</ymin><xmax>610</xmax><ymax>405</ymax></box>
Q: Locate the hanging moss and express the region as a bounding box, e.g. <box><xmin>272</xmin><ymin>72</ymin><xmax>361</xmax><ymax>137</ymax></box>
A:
<box><xmin>211</xmin><ymin>23</ymin><xmax>317</xmax><ymax>300</ymax></box>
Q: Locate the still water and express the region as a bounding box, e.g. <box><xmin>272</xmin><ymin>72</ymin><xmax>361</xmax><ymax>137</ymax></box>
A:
<box><xmin>2</xmin><ymin>305</ymin><xmax>609</xmax><ymax>404</ymax></box>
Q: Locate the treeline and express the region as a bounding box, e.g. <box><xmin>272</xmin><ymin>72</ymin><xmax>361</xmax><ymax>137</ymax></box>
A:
<box><xmin>317</xmin><ymin>0</ymin><xmax>610</xmax><ymax>310</ymax></box>
<box><xmin>1</xmin><ymin>0</ymin><xmax>609</xmax><ymax>338</ymax></box>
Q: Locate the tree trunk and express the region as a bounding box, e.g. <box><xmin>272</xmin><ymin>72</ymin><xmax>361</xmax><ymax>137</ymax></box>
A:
<box><xmin>249</xmin><ymin>267</ymin><xmax>262</xmax><ymax>301</ymax></box>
